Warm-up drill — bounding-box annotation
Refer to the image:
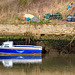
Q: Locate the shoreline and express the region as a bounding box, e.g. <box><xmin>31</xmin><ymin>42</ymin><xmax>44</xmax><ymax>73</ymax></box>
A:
<box><xmin>0</xmin><ymin>35</ymin><xmax>74</xmax><ymax>40</ymax></box>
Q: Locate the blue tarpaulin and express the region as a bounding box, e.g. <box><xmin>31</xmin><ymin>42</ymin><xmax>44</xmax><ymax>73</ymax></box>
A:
<box><xmin>25</xmin><ymin>17</ymin><xmax>31</xmax><ymax>21</ymax></box>
<box><xmin>31</xmin><ymin>16</ymin><xmax>40</xmax><ymax>22</ymax></box>
<box><xmin>67</xmin><ymin>15</ymin><xmax>72</xmax><ymax>22</ymax></box>
<box><xmin>72</xmin><ymin>17</ymin><xmax>75</xmax><ymax>21</ymax></box>
<box><xmin>67</xmin><ymin>4</ymin><xmax>71</xmax><ymax>10</ymax></box>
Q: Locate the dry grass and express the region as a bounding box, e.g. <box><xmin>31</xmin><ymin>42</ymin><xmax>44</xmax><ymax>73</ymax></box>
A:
<box><xmin>0</xmin><ymin>0</ymin><xmax>75</xmax><ymax>24</ymax></box>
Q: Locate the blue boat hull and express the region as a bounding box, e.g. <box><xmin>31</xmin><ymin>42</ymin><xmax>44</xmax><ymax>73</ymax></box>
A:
<box><xmin>0</xmin><ymin>48</ymin><xmax>42</xmax><ymax>54</ymax></box>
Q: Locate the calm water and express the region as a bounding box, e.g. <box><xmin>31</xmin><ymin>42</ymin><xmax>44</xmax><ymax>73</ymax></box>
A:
<box><xmin>0</xmin><ymin>54</ymin><xmax>75</xmax><ymax>75</ymax></box>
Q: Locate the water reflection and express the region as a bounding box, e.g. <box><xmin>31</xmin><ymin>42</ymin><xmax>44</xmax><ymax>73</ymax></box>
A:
<box><xmin>0</xmin><ymin>54</ymin><xmax>75</xmax><ymax>75</ymax></box>
<box><xmin>0</xmin><ymin>55</ymin><xmax>42</xmax><ymax>67</ymax></box>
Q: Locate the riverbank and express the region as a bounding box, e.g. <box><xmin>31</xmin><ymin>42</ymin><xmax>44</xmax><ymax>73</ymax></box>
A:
<box><xmin>0</xmin><ymin>22</ymin><xmax>75</xmax><ymax>54</ymax></box>
<box><xmin>0</xmin><ymin>22</ymin><xmax>75</xmax><ymax>36</ymax></box>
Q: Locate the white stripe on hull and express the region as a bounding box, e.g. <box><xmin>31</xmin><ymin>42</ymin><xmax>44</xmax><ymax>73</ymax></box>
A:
<box><xmin>0</xmin><ymin>47</ymin><xmax>42</xmax><ymax>50</ymax></box>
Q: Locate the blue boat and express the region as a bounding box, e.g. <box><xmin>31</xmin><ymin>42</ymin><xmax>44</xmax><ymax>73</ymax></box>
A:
<box><xmin>0</xmin><ymin>55</ymin><xmax>42</xmax><ymax>67</ymax></box>
<box><xmin>0</xmin><ymin>41</ymin><xmax>42</xmax><ymax>55</ymax></box>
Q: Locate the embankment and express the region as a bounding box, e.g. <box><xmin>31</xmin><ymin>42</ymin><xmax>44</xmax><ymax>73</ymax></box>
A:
<box><xmin>0</xmin><ymin>23</ymin><xmax>75</xmax><ymax>36</ymax></box>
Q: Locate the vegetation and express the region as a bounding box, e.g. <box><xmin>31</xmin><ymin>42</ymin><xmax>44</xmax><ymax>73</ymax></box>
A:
<box><xmin>0</xmin><ymin>35</ymin><xmax>74</xmax><ymax>40</ymax></box>
<box><xmin>0</xmin><ymin>0</ymin><xmax>75</xmax><ymax>24</ymax></box>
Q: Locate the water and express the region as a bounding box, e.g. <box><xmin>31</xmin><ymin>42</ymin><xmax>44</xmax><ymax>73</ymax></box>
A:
<box><xmin>0</xmin><ymin>54</ymin><xmax>75</xmax><ymax>75</ymax></box>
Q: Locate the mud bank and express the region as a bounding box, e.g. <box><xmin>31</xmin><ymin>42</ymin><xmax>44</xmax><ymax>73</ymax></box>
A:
<box><xmin>0</xmin><ymin>24</ymin><xmax>75</xmax><ymax>36</ymax></box>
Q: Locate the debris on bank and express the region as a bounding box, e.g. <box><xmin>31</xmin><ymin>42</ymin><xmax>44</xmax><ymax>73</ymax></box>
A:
<box><xmin>17</xmin><ymin>13</ymin><xmax>40</xmax><ymax>22</ymax></box>
<box><xmin>67</xmin><ymin>4</ymin><xmax>71</xmax><ymax>10</ymax></box>
<box><xmin>43</xmin><ymin>11</ymin><xmax>63</xmax><ymax>20</ymax></box>
<box><xmin>31</xmin><ymin>16</ymin><xmax>40</xmax><ymax>22</ymax></box>
<box><xmin>67</xmin><ymin>13</ymin><xmax>75</xmax><ymax>22</ymax></box>
<box><xmin>17</xmin><ymin>2</ymin><xmax>75</xmax><ymax>24</ymax></box>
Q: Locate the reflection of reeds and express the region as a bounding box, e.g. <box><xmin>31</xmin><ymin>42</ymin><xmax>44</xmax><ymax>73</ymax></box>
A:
<box><xmin>0</xmin><ymin>55</ymin><xmax>75</xmax><ymax>75</ymax></box>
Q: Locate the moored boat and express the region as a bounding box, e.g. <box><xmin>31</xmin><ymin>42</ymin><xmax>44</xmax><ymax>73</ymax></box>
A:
<box><xmin>0</xmin><ymin>41</ymin><xmax>42</xmax><ymax>55</ymax></box>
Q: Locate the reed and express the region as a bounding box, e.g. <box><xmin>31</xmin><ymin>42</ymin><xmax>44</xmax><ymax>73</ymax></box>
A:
<box><xmin>0</xmin><ymin>0</ymin><xmax>75</xmax><ymax>24</ymax></box>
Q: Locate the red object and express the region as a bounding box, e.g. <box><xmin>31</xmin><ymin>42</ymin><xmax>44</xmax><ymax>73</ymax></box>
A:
<box><xmin>72</xmin><ymin>7</ymin><xmax>75</xmax><ymax>10</ymax></box>
<box><xmin>22</xmin><ymin>16</ymin><xmax>25</xmax><ymax>20</ymax></box>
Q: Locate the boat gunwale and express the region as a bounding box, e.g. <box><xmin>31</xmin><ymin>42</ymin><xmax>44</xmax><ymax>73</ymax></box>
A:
<box><xmin>0</xmin><ymin>47</ymin><xmax>42</xmax><ymax>50</ymax></box>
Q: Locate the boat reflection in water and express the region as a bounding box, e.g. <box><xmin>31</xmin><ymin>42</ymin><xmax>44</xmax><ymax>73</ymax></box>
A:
<box><xmin>0</xmin><ymin>55</ymin><xmax>42</xmax><ymax>67</ymax></box>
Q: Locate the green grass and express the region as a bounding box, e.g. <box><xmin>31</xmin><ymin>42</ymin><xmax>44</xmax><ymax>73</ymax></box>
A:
<box><xmin>35</xmin><ymin>35</ymin><xmax>74</xmax><ymax>41</ymax></box>
<box><xmin>19</xmin><ymin>0</ymin><xmax>27</xmax><ymax>6</ymax></box>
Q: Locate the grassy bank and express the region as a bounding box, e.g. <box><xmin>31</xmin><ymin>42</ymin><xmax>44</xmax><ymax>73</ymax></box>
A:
<box><xmin>0</xmin><ymin>35</ymin><xmax>74</xmax><ymax>40</ymax></box>
<box><xmin>0</xmin><ymin>0</ymin><xmax>75</xmax><ymax>24</ymax></box>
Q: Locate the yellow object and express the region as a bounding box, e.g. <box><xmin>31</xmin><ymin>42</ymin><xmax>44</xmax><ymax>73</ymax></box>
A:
<box><xmin>23</xmin><ymin>14</ymin><xmax>34</xmax><ymax>19</ymax></box>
